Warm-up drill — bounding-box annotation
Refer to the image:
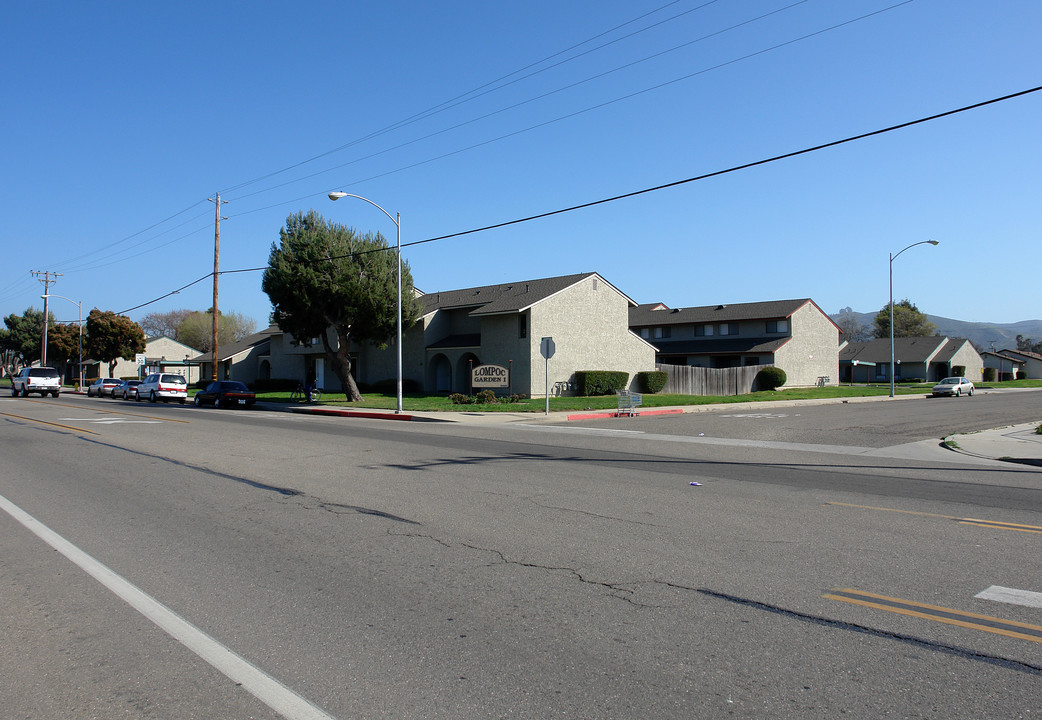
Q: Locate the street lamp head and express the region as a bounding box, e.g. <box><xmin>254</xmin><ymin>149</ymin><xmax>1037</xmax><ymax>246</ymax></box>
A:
<box><xmin>328</xmin><ymin>191</ymin><xmax>347</xmax><ymax>201</ymax></box>
<box><xmin>927</xmin><ymin>240</ymin><xmax>939</xmax><ymax>245</ymax></box>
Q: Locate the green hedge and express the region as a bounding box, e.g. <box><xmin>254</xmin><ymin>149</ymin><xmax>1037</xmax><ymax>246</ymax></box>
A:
<box><xmin>575</xmin><ymin>370</ymin><xmax>629</xmax><ymax>396</ymax></box>
<box><xmin>636</xmin><ymin>370</ymin><xmax>668</xmax><ymax>394</ymax></box>
<box><xmin>756</xmin><ymin>366</ymin><xmax>787</xmax><ymax>391</ymax></box>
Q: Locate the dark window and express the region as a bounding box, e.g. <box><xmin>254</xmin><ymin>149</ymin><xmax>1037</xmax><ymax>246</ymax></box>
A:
<box><xmin>766</xmin><ymin>320</ymin><xmax>789</xmax><ymax>334</ymax></box>
<box><xmin>518</xmin><ymin>313</ymin><xmax>527</xmax><ymax>339</ymax></box>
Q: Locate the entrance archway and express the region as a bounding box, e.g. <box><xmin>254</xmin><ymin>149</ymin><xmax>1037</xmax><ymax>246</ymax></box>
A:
<box><xmin>428</xmin><ymin>353</ymin><xmax>452</xmax><ymax>393</ymax></box>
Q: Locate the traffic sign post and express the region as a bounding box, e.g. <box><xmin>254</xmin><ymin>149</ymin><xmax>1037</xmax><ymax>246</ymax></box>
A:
<box><xmin>540</xmin><ymin>337</ymin><xmax>555</xmax><ymax>415</ymax></box>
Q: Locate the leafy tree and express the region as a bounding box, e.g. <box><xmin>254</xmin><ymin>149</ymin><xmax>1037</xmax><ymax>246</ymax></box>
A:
<box><xmin>85</xmin><ymin>309</ymin><xmax>146</xmax><ymax>377</ymax></box>
<box><xmin>1</xmin><ymin>307</ymin><xmax>48</xmax><ymax>374</ymax></box>
<box><xmin>1016</xmin><ymin>334</ymin><xmax>1042</xmax><ymax>354</ymax></box>
<box><xmin>47</xmin><ymin>323</ymin><xmax>81</xmax><ymax>363</ymax></box>
<box><xmin>262</xmin><ymin>210</ymin><xmax>420</xmax><ymax>402</ymax></box>
<box><xmin>177</xmin><ymin>308</ymin><xmax>257</xmax><ymax>353</ymax></box>
<box><xmin>140</xmin><ymin>309</ymin><xmax>194</xmax><ymax>339</ymax></box>
<box><xmin>873</xmin><ymin>299</ymin><xmax>937</xmax><ymax>339</ymax></box>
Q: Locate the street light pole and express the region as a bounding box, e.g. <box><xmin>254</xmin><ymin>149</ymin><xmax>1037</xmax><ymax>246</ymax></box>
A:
<box><xmin>328</xmin><ymin>191</ymin><xmax>403</xmax><ymax>414</ymax></box>
<box><xmin>41</xmin><ymin>293</ymin><xmax>82</xmax><ymax>389</ymax></box>
<box><xmin>889</xmin><ymin>240</ymin><xmax>939</xmax><ymax>397</ymax></box>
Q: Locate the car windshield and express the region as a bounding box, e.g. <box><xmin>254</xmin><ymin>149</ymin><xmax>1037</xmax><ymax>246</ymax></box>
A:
<box><xmin>939</xmin><ymin>378</ymin><xmax>959</xmax><ymax>384</ymax></box>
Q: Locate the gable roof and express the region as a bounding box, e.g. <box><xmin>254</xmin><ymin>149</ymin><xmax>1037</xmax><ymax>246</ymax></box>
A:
<box><xmin>629</xmin><ymin>298</ymin><xmax>819</xmax><ymax>327</ymax></box>
<box><xmin>932</xmin><ymin>338</ymin><xmax>976</xmax><ymax>363</ymax></box>
<box><xmin>190</xmin><ymin>330</ymin><xmax>271</xmax><ymax>362</ymax></box>
<box><xmin>419</xmin><ymin>272</ymin><xmax>634</xmax><ymax>317</ymax></box>
<box><xmin>1001</xmin><ymin>348</ymin><xmax>1042</xmax><ymax>362</ymax></box>
<box><xmin>839</xmin><ymin>337</ymin><xmax>948</xmax><ymax>363</ymax></box>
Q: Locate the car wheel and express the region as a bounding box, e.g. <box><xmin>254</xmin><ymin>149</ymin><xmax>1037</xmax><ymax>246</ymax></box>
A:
<box><xmin>150</xmin><ymin>390</ymin><xmax>157</xmax><ymax>403</ymax></box>
<box><xmin>179</xmin><ymin>398</ymin><xmax>185</xmax><ymax>405</ymax></box>
<box><xmin>968</xmin><ymin>388</ymin><xmax>973</xmax><ymax>396</ymax></box>
<box><xmin>955</xmin><ymin>389</ymin><xmax>961</xmax><ymax>397</ymax></box>
<box><xmin>10</xmin><ymin>387</ymin><xmax>16</xmax><ymax>397</ymax></box>
<box><xmin>194</xmin><ymin>395</ymin><xmax>203</xmax><ymax>407</ymax></box>
<box><xmin>215</xmin><ymin>396</ymin><xmax>223</xmax><ymax>409</ymax></box>
<box><xmin>21</xmin><ymin>386</ymin><xmax>29</xmax><ymax>397</ymax></box>
<box><xmin>52</xmin><ymin>391</ymin><xmax>60</xmax><ymax>398</ymax></box>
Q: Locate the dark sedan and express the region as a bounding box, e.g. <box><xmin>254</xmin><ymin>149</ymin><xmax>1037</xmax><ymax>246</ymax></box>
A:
<box><xmin>193</xmin><ymin>381</ymin><xmax>256</xmax><ymax>409</ymax></box>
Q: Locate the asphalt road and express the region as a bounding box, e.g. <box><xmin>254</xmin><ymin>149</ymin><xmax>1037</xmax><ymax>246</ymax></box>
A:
<box><xmin>1</xmin><ymin>392</ymin><xmax>1040</xmax><ymax>718</ymax></box>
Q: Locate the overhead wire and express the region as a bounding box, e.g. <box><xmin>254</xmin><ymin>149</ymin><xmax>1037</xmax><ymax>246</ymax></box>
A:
<box><xmin>116</xmin><ymin>82</ymin><xmax>1042</xmax><ymax>316</ymax></box>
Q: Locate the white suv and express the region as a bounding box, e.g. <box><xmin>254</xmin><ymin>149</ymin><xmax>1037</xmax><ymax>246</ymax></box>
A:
<box><xmin>137</xmin><ymin>373</ymin><xmax>188</xmax><ymax>404</ymax></box>
<box><xmin>12</xmin><ymin>366</ymin><xmax>62</xmax><ymax>397</ymax></box>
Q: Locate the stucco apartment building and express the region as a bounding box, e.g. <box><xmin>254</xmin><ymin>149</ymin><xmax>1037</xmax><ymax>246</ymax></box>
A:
<box><xmin>839</xmin><ymin>336</ymin><xmax>983</xmax><ymax>383</ymax></box>
<box><xmin>263</xmin><ymin>272</ymin><xmax>656</xmax><ymax>396</ymax></box>
<box><xmin>629</xmin><ymin>298</ymin><xmax>841</xmax><ymax>387</ymax></box>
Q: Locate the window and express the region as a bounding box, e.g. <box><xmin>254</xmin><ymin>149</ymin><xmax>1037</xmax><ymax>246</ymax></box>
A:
<box><xmin>518</xmin><ymin>313</ymin><xmax>527</xmax><ymax>339</ymax></box>
<box><xmin>653</xmin><ymin>327</ymin><xmax>671</xmax><ymax>339</ymax></box>
<box><xmin>640</xmin><ymin>328</ymin><xmax>650</xmax><ymax>339</ymax></box>
<box><xmin>766</xmin><ymin>320</ymin><xmax>788</xmax><ymax>334</ymax></box>
<box><xmin>695</xmin><ymin>324</ymin><xmax>714</xmax><ymax>337</ymax></box>
<box><xmin>719</xmin><ymin>323</ymin><xmax>738</xmax><ymax>336</ymax></box>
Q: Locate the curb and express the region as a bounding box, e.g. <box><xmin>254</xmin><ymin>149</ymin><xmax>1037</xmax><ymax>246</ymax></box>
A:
<box><xmin>566</xmin><ymin>408</ymin><xmax>684</xmax><ymax>422</ymax></box>
<box><xmin>290</xmin><ymin>407</ymin><xmax>413</xmax><ymax>421</ymax></box>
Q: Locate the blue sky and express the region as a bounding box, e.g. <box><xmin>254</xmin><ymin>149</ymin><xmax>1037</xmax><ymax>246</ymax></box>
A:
<box><xmin>2</xmin><ymin>1</ymin><xmax>1040</xmax><ymax>333</ymax></box>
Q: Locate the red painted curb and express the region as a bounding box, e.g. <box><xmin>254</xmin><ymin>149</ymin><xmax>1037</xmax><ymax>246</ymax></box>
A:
<box><xmin>292</xmin><ymin>408</ymin><xmax>413</xmax><ymax>421</ymax></box>
<box><xmin>566</xmin><ymin>408</ymin><xmax>683</xmax><ymax>421</ymax></box>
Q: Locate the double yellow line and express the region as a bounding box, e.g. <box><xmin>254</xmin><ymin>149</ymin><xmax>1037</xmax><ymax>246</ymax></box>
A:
<box><xmin>825</xmin><ymin>588</ymin><xmax>1042</xmax><ymax>643</ymax></box>
<box><xmin>826</xmin><ymin>502</ymin><xmax>1042</xmax><ymax>534</ymax></box>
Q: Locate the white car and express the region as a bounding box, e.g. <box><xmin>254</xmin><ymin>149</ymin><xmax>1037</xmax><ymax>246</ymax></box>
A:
<box><xmin>137</xmin><ymin>373</ymin><xmax>188</xmax><ymax>404</ymax></box>
<box><xmin>932</xmin><ymin>376</ymin><xmax>974</xmax><ymax>397</ymax></box>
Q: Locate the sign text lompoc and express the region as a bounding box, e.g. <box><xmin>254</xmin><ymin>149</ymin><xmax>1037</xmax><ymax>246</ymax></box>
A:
<box><xmin>471</xmin><ymin>364</ymin><xmax>510</xmax><ymax>388</ymax></box>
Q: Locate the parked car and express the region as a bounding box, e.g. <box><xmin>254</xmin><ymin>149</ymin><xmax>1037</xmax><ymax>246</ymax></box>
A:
<box><xmin>11</xmin><ymin>366</ymin><xmax>61</xmax><ymax>397</ymax></box>
<box><xmin>193</xmin><ymin>381</ymin><xmax>256</xmax><ymax>409</ymax></box>
<box><xmin>137</xmin><ymin>373</ymin><xmax>188</xmax><ymax>403</ymax></box>
<box><xmin>87</xmin><ymin>377</ymin><xmax>121</xmax><ymax>398</ymax></box>
<box><xmin>932</xmin><ymin>376</ymin><xmax>974</xmax><ymax>397</ymax></box>
<box><xmin>114</xmin><ymin>379</ymin><xmax>143</xmax><ymax>400</ymax></box>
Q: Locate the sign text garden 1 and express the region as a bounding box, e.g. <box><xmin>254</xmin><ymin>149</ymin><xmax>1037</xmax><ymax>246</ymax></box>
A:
<box><xmin>471</xmin><ymin>364</ymin><xmax>510</xmax><ymax>388</ymax></box>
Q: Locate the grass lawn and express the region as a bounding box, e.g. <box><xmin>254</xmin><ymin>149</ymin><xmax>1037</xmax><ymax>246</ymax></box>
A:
<box><xmin>256</xmin><ymin>379</ymin><xmax>1042</xmax><ymax>413</ymax></box>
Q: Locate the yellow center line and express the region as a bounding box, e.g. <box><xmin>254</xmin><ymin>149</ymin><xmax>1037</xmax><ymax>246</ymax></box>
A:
<box><xmin>825</xmin><ymin>588</ymin><xmax>1042</xmax><ymax>643</ymax></box>
<box><xmin>824</xmin><ymin>502</ymin><xmax>1042</xmax><ymax>534</ymax></box>
<box><xmin>0</xmin><ymin>412</ymin><xmax>99</xmax><ymax>435</ymax></box>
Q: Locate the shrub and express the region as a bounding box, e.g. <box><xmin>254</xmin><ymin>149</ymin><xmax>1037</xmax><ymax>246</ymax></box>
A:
<box><xmin>575</xmin><ymin>371</ymin><xmax>630</xmax><ymax>396</ymax></box>
<box><xmin>951</xmin><ymin>365</ymin><xmax>965</xmax><ymax>377</ymax></box>
<box><xmin>982</xmin><ymin>367</ymin><xmax>996</xmax><ymax>382</ymax></box>
<box><xmin>756</xmin><ymin>366</ymin><xmax>786</xmax><ymax>391</ymax></box>
<box><xmin>636</xmin><ymin>370</ymin><xmax>668</xmax><ymax>394</ymax></box>
<box><xmin>449</xmin><ymin>393</ymin><xmax>471</xmax><ymax>405</ymax></box>
<box><xmin>475</xmin><ymin>389</ymin><xmax>498</xmax><ymax>404</ymax></box>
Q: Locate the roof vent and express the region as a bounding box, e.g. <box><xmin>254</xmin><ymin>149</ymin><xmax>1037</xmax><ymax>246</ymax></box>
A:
<box><xmin>671</xmin><ymin>308</ymin><xmax>680</xmax><ymax>313</ymax></box>
<box><xmin>525</xmin><ymin>284</ymin><xmax>530</xmax><ymax>293</ymax></box>
<box><xmin>716</xmin><ymin>304</ymin><xmax>726</xmax><ymax>310</ymax></box>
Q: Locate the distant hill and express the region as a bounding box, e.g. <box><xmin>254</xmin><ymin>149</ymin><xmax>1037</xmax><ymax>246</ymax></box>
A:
<box><xmin>831</xmin><ymin>311</ymin><xmax>1042</xmax><ymax>351</ymax></box>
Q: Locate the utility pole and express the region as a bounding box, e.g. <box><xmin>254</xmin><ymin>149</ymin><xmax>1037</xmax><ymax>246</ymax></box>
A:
<box><xmin>208</xmin><ymin>193</ymin><xmax>227</xmax><ymax>382</ymax></box>
<box><xmin>31</xmin><ymin>270</ymin><xmax>62</xmax><ymax>365</ymax></box>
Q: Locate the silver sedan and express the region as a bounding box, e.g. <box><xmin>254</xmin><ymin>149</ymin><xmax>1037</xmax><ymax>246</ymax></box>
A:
<box><xmin>932</xmin><ymin>376</ymin><xmax>974</xmax><ymax>397</ymax></box>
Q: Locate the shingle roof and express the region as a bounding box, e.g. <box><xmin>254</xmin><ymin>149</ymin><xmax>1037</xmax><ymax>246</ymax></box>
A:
<box><xmin>651</xmin><ymin>337</ymin><xmax>790</xmax><ymax>355</ymax></box>
<box><xmin>1002</xmin><ymin>348</ymin><xmax>1042</xmax><ymax>362</ymax></box>
<box><xmin>629</xmin><ymin>299</ymin><xmax>815</xmax><ymax>327</ymax></box>
<box><xmin>838</xmin><ymin>337</ymin><xmax>948</xmax><ymax>363</ymax></box>
<box><xmin>418</xmin><ymin>272</ymin><xmax>631</xmax><ymax>316</ymax></box>
<box><xmin>190</xmin><ymin>330</ymin><xmax>271</xmax><ymax>362</ymax></box>
<box><xmin>932</xmin><ymin>338</ymin><xmax>973</xmax><ymax>363</ymax></box>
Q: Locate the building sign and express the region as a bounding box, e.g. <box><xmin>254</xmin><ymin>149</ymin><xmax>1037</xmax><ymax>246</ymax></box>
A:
<box><xmin>471</xmin><ymin>364</ymin><xmax>510</xmax><ymax>388</ymax></box>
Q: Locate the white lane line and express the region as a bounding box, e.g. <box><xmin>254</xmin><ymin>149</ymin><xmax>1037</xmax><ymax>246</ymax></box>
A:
<box><xmin>0</xmin><ymin>492</ymin><xmax>338</xmax><ymax>720</ymax></box>
<box><xmin>975</xmin><ymin>585</ymin><xmax>1042</xmax><ymax>609</ymax></box>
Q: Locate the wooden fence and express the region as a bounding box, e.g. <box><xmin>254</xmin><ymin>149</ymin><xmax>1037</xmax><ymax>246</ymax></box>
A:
<box><xmin>656</xmin><ymin>363</ymin><xmax>767</xmax><ymax>396</ymax></box>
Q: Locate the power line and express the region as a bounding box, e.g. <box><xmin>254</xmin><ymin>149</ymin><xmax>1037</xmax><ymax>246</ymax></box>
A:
<box><xmin>117</xmin><ymin>82</ymin><xmax>1039</xmax><ymax>317</ymax></box>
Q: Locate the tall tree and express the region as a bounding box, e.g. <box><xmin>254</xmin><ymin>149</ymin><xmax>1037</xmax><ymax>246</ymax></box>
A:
<box><xmin>262</xmin><ymin>210</ymin><xmax>419</xmax><ymax>401</ymax></box>
<box><xmin>85</xmin><ymin>309</ymin><xmax>146</xmax><ymax>377</ymax></box>
<box><xmin>873</xmin><ymin>299</ymin><xmax>937</xmax><ymax>339</ymax></box>
<box><xmin>140</xmin><ymin>309</ymin><xmax>194</xmax><ymax>339</ymax></box>
<box><xmin>834</xmin><ymin>309</ymin><xmax>871</xmax><ymax>342</ymax></box>
<box><xmin>176</xmin><ymin>309</ymin><xmax>257</xmax><ymax>353</ymax></box>
<box><xmin>1016</xmin><ymin>334</ymin><xmax>1042</xmax><ymax>354</ymax></box>
<box><xmin>1</xmin><ymin>308</ymin><xmax>49</xmax><ymax>375</ymax></box>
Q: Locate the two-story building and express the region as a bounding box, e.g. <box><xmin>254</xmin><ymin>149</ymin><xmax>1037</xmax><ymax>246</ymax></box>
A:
<box><xmin>264</xmin><ymin>272</ymin><xmax>656</xmax><ymax>397</ymax></box>
<box><xmin>629</xmin><ymin>298</ymin><xmax>841</xmax><ymax>387</ymax></box>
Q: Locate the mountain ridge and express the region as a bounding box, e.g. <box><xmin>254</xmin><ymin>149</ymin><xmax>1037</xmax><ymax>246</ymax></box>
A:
<box><xmin>830</xmin><ymin>311</ymin><xmax>1042</xmax><ymax>350</ymax></box>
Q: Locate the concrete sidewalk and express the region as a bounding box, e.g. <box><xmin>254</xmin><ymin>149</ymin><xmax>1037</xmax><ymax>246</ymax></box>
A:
<box><xmin>942</xmin><ymin>422</ymin><xmax>1042</xmax><ymax>468</ymax></box>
